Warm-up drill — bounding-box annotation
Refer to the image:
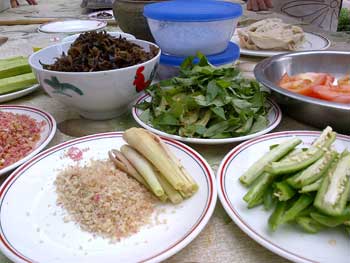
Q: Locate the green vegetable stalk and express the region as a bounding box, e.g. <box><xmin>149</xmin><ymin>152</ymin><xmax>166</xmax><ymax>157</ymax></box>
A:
<box><xmin>240</xmin><ymin>126</ymin><xmax>350</xmax><ymax>235</ymax></box>
<box><xmin>273</xmin><ymin>181</ymin><xmax>296</xmax><ymax>201</ymax></box>
<box><xmin>281</xmin><ymin>194</ymin><xmax>313</xmax><ymax>223</ymax></box>
<box><xmin>268</xmin><ymin>201</ymin><xmax>287</xmax><ymax>231</ymax></box>
<box><xmin>310</xmin><ymin>206</ymin><xmax>350</xmax><ymax>227</ymax></box>
<box><xmin>296</xmin><ymin>217</ymin><xmax>325</xmax><ymax>233</ymax></box>
<box><xmin>314</xmin><ymin>150</ymin><xmax>350</xmax><ymax>216</ymax></box>
<box><xmin>265</xmin><ymin>127</ymin><xmax>336</xmax><ymax>175</ymax></box>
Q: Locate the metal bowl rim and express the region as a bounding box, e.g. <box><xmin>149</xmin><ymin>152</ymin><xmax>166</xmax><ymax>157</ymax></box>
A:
<box><xmin>254</xmin><ymin>51</ymin><xmax>350</xmax><ymax>111</ymax></box>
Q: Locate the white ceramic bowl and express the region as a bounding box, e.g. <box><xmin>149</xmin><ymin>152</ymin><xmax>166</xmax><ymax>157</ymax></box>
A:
<box><xmin>29</xmin><ymin>40</ymin><xmax>160</xmax><ymax>120</ymax></box>
<box><xmin>61</xmin><ymin>31</ymin><xmax>136</xmax><ymax>43</ymax></box>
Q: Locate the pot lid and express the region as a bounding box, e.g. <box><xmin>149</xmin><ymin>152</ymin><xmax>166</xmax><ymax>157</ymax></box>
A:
<box><xmin>144</xmin><ymin>0</ymin><xmax>243</xmax><ymax>22</ymax></box>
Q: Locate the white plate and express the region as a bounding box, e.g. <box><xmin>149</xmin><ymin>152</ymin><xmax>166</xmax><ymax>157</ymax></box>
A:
<box><xmin>233</xmin><ymin>32</ymin><xmax>331</xmax><ymax>57</ymax></box>
<box><xmin>88</xmin><ymin>10</ymin><xmax>114</xmax><ymax>21</ymax></box>
<box><xmin>38</xmin><ymin>20</ymin><xmax>107</xmax><ymax>34</ymax></box>
<box><xmin>0</xmin><ymin>105</ymin><xmax>56</xmax><ymax>175</ymax></box>
<box><xmin>217</xmin><ymin>131</ymin><xmax>350</xmax><ymax>263</ymax></box>
<box><xmin>0</xmin><ymin>132</ymin><xmax>216</xmax><ymax>263</ymax></box>
<box><xmin>61</xmin><ymin>31</ymin><xmax>136</xmax><ymax>43</ymax></box>
<box><xmin>0</xmin><ymin>84</ymin><xmax>39</xmax><ymax>103</ymax></box>
<box><xmin>132</xmin><ymin>94</ymin><xmax>282</xmax><ymax>145</ymax></box>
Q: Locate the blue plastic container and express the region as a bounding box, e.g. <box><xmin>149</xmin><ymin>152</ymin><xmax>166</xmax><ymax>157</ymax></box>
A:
<box><xmin>144</xmin><ymin>0</ymin><xmax>243</xmax><ymax>56</ymax></box>
<box><xmin>157</xmin><ymin>42</ymin><xmax>240</xmax><ymax>80</ymax></box>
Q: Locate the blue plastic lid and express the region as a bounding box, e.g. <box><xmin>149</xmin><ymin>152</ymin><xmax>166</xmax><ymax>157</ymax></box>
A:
<box><xmin>144</xmin><ymin>1</ymin><xmax>243</xmax><ymax>22</ymax></box>
<box><xmin>160</xmin><ymin>42</ymin><xmax>240</xmax><ymax>66</ymax></box>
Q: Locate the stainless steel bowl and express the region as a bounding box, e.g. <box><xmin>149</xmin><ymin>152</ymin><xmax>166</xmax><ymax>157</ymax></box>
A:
<box><xmin>254</xmin><ymin>51</ymin><xmax>350</xmax><ymax>134</ymax></box>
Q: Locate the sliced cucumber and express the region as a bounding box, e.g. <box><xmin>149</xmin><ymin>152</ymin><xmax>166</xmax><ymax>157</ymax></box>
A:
<box><xmin>0</xmin><ymin>72</ymin><xmax>37</xmax><ymax>95</ymax></box>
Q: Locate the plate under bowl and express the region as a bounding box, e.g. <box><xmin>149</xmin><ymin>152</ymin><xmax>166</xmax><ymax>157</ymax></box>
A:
<box><xmin>254</xmin><ymin>51</ymin><xmax>350</xmax><ymax>134</ymax></box>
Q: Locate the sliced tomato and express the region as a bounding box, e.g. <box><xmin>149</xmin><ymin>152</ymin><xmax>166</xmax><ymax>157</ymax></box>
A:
<box><xmin>338</xmin><ymin>75</ymin><xmax>350</xmax><ymax>86</ymax></box>
<box><xmin>278</xmin><ymin>73</ymin><xmax>335</xmax><ymax>96</ymax></box>
<box><xmin>324</xmin><ymin>75</ymin><xmax>335</xmax><ymax>85</ymax></box>
<box><xmin>311</xmin><ymin>84</ymin><xmax>350</xmax><ymax>104</ymax></box>
<box><xmin>296</xmin><ymin>72</ymin><xmax>334</xmax><ymax>86</ymax></box>
<box><xmin>280</xmin><ymin>79</ymin><xmax>313</xmax><ymax>95</ymax></box>
<box><xmin>278</xmin><ymin>73</ymin><xmax>292</xmax><ymax>85</ymax></box>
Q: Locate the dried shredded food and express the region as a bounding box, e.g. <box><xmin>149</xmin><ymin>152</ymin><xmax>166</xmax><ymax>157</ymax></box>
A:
<box><xmin>42</xmin><ymin>31</ymin><xmax>159</xmax><ymax>72</ymax></box>
<box><xmin>55</xmin><ymin>160</ymin><xmax>156</xmax><ymax>240</ymax></box>
<box><xmin>0</xmin><ymin>111</ymin><xmax>45</xmax><ymax>169</ymax></box>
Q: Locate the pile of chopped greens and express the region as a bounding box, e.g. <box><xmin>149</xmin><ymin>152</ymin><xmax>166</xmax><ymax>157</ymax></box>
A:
<box><xmin>338</xmin><ymin>8</ymin><xmax>350</xmax><ymax>32</ymax></box>
<box><xmin>136</xmin><ymin>54</ymin><xmax>270</xmax><ymax>139</ymax></box>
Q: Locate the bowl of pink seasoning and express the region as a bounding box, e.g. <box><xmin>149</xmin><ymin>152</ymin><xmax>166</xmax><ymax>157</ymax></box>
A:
<box><xmin>0</xmin><ymin>105</ymin><xmax>56</xmax><ymax>175</ymax></box>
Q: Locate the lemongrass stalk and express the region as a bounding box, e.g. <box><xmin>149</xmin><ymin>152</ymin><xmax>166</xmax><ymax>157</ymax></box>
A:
<box><xmin>123</xmin><ymin>128</ymin><xmax>185</xmax><ymax>190</ymax></box>
<box><xmin>108</xmin><ymin>149</ymin><xmax>148</xmax><ymax>187</ymax></box>
<box><xmin>155</xmin><ymin>171</ymin><xmax>183</xmax><ymax>204</ymax></box>
<box><xmin>158</xmin><ymin>138</ymin><xmax>198</xmax><ymax>194</ymax></box>
<box><xmin>179</xmin><ymin>190</ymin><xmax>192</xmax><ymax>198</ymax></box>
<box><xmin>121</xmin><ymin>145</ymin><xmax>164</xmax><ymax>197</ymax></box>
<box><xmin>158</xmin><ymin>193</ymin><xmax>168</xmax><ymax>202</ymax></box>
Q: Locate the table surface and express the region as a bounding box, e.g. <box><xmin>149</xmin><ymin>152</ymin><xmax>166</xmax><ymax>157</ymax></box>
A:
<box><xmin>0</xmin><ymin>1</ymin><xmax>349</xmax><ymax>263</ymax></box>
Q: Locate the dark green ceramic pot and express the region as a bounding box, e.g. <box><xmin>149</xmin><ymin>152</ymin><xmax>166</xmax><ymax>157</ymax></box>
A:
<box><xmin>113</xmin><ymin>0</ymin><xmax>166</xmax><ymax>42</ymax></box>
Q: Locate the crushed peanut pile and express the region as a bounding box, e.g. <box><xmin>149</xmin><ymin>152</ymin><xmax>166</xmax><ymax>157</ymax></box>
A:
<box><xmin>55</xmin><ymin>160</ymin><xmax>156</xmax><ymax>241</ymax></box>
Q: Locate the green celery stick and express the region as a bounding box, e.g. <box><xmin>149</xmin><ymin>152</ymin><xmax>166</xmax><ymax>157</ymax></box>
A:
<box><xmin>0</xmin><ymin>56</ymin><xmax>26</xmax><ymax>65</ymax></box>
<box><xmin>0</xmin><ymin>58</ymin><xmax>31</xmax><ymax>79</ymax></box>
<box><xmin>0</xmin><ymin>72</ymin><xmax>37</xmax><ymax>95</ymax></box>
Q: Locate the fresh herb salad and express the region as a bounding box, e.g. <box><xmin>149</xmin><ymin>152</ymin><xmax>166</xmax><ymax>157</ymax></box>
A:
<box><xmin>136</xmin><ymin>54</ymin><xmax>269</xmax><ymax>139</ymax></box>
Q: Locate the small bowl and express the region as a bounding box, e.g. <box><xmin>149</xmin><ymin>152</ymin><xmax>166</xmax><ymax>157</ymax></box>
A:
<box><xmin>61</xmin><ymin>31</ymin><xmax>136</xmax><ymax>43</ymax></box>
<box><xmin>254</xmin><ymin>51</ymin><xmax>350</xmax><ymax>134</ymax></box>
<box><xmin>144</xmin><ymin>1</ymin><xmax>242</xmax><ymax>56</ymax></box>
<box><xmin>29</xmin><ymin>40</ymin><xmax>160</xmax><ymax>120</ymax></box>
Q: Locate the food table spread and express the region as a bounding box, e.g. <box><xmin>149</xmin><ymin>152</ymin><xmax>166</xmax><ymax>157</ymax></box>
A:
<box><xmin>0</xmin><ymin>0</ymin><xmax>349</xmax><ymax>263</ymax></box>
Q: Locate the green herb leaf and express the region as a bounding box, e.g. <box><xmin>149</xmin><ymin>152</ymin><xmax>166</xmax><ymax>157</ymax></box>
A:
<box><xmin>211</xmin><ymin>107</ymin><xmax>226</xmax><ymax>120</ymax></box>
<box><xmin>206</xmin><ymin>80</ymin><xmax>219</xmax><ymax>102</ymax></box>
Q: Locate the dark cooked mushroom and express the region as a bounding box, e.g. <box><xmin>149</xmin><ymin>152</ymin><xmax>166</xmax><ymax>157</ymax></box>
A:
<box><xmin>42</xmin><ymin>31</ymin><xmax>159</xmax><ymax>72</ymax></box>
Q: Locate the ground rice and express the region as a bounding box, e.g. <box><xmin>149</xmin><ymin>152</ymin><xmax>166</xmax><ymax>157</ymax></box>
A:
<box><xmin>0</xmin><ymin>111</ymin><xmax>44</xmax><ymax>169</ymax></box>
<box><xmin>55</xmin><ymin>160</ymin><xmax>156</xmax><ymax>240</ymax></box>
